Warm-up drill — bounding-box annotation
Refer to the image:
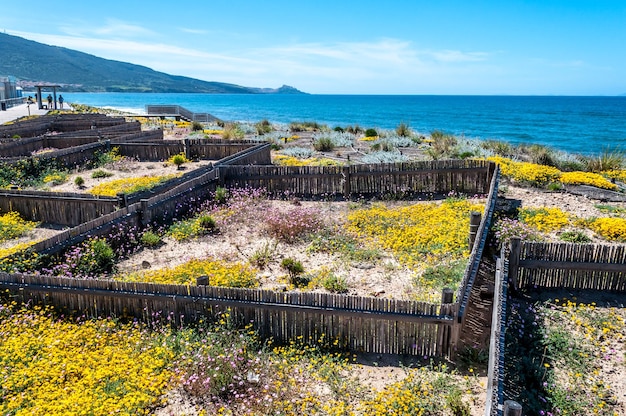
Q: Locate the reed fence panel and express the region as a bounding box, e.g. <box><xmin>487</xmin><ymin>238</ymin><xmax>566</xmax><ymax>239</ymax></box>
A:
<box><xmin>0</xmin><ymin>189</ymin><xmax>119</xmax><ymax>226</ymax></box>
<box><xmin>0</xmin><ymin>272</ymin><xmax>458</xmax><ymax>357</ymax></box>
<box><xmin>221</xmin><ymin>159</ymin><xmax>495</xmax><ymax>198</ymax></box>
<box><xmin>485</xmin><ymin>254</ymin><xmax>508</xmax><ymax>416</ymax></box>
<box><xmin>456</xmin><ymin>165</ymin><xmax>499</xmax><ymax>321</ymax></box>
<box><xmin>118</xmin><ymin>142</ymin><xmax>185</xmax><ymax>160</ymax></box>
<box><xmin>25</xmin><ymin>204</ymin><xmax>140</xmax><ymax>256</ymax></box>
<box><xmin>511</xmin><ymin>240</ymin><xmax>626</xmax><ymax>291</ymax></box>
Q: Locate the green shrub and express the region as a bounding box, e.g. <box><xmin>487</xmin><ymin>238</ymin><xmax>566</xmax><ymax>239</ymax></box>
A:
<box><xmin>214</xmin><ymin>186</ymin><xmax>229</xmax><ymax>204</ymax></box>
<box><xmin>559</xmin><ymin>230</ymin><xmax>592</xmax><ymax>243</ymax></box>
<box><xmin>169</xmin><ymin>153</ymin><xmax>189</xmax><ymax>170</ymax></box>
<box><xmin>75</xmin><ymin>238</ymin><xmax>115</xmax><ymax>276</ymax></box>
<box><xmin>364</xmin><ymin>128</ymin><xmax>378</xmax><ymax>138</ymax></box>
<box><xmin>281</xmin><ymin>258</ymin><xmax>307</xmax><ymax>287</ymax></box>
<box><xmin>140</xmin><ymin>230</ymin><xmax>163</xmax><ymax>248</ymax></box>
<box><xmin>313</xmin><ymin>137</ymin><xmax>335</xmax><ymax>152</ymax></box>
<box><xmin>197</xmin><ymin>214</ymin><xmax>217</xmax><ymax>232</ymax></box>
<box><xmin>191</xmin><ymin>121</ymin><xmax>204</xmax><ymax>131</ymax></box>
<box><xmin>322</xmin><ymin>273</ymin><xmax>349</xmax><ymax>293</ymax></box>
<box><xmin>74</xmin><ymin>176</ymin><xmax>85</xmax><ymax>187</ymax></box>
<box><xmin>91</xmin><ymin>169</ymin><xmax>113</xmax><ymax>179</ymax></box>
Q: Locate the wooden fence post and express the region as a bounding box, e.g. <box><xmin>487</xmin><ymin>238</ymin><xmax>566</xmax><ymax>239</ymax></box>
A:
<box><xmin>343</xmin><ymin>166</ymin><xmax>351</xmax><ymax>199</ymax></box>
<box><xmin>503</xmin><ymin>400</ymin><xmax>522</xmax><ymax>416</ymax></box>
<box><xmin>117</xmin><ymin>193</ymin><xmax>128</xmax><ymax>208</ymax></box>
<box><xmin>184</xmin><ymin>138</ymin><xmax>191</xmax><ymax>160</ymax></box>
<box><xmin>140</xmin><ymin>199</ymin><xmax>151</xmax><ymax>226</ymax></box>
<box><xmin>468</xmin><ymin>211</ymin><xmax>482</xmax><ymax>250</ymax></box>
<box><xmin>441</xmin><ymin>288</ymin><xmax>454</xmax><ymax>304</ymax></box>
<box><xmin>508</xmin><ymin>238</ymin><xmax>521</xmax><ymax>291</ymax></box>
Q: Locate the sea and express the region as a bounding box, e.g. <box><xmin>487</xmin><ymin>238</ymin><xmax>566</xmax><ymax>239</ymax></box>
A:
<box><xmin>57</xmin><ymin>93</ymin><xmax>626</xmax><ymax>156</ymax></box>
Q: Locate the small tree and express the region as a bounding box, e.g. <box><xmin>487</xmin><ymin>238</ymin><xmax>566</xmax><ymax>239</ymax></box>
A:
<box><xmin>281</xmin><ymin>258</ymin><xmax>307</xmax><ymax>287</ymax></box>
<box><xmin>169</xmin><ymin>153</ymin><xmax>189</xmax><ymax>170</ymax></box>
<box><xmin>74</xmin><ymin>176</ymin><xmax>85</xmax><ymax>188</ymax></box>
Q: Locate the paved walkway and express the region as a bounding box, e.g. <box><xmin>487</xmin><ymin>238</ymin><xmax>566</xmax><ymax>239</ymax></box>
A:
<box><xmin>0</xmin><ymin>103</ymin><xmax>51</xmax><ymax>124</ymax></box>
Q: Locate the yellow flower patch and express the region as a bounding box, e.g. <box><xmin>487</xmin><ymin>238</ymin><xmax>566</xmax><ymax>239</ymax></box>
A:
<box><xmin>88</xmin><ymin>175</ymin><xmax>179</xmax><ymax>196</ymax></box>
<box><xmin>603</xmin><ymin>169</ymin><xmax>626</xmax><ymax>183</ymax></box>
<box><xmin>0</xmin><ymin>211</ymin><xmax>39</xmax><ymax>242</ymax></box>
<box><xmin>519</xmin><ymin>207</ymin><xmax>571</xmax><ymax>232</ymax></box>
<box><xmin>488</xmin><ymin>156</ymin><xmax>561</xmax><ymax>186</ymax></box>
<box><xmin>0</xmin><ymin>304</ymin><xmax>174</xmax><ymax>415</ymax></box>
<box><xmin>560</xmin><ymin>171</ymin><xmax>618</xmax><ymax>190</ymax></box>
<box><xmin>121</xmin><ymin>257</ymin><xmax>259</xmax><ymax>287</ymax></box>
<box><xmin>584</xmin><ymin>217</ymin><xmax>626</xmax><ymax>242</ymax></box>
<box><xmin>273</xmin><ymin>154</ymin><xmax>343</xmax><ymax>166</ymax></box>
<box><xmin>346</xmin><ymin>198</ymin><xmax>484</xmax><ymax>269</ymax></box>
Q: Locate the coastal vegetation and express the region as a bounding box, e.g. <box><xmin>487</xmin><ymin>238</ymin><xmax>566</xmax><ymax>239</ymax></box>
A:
<box><xmin>1</xmin><ymin>111</ymin><xmax>625</xmax><ymax>414</ymax></box>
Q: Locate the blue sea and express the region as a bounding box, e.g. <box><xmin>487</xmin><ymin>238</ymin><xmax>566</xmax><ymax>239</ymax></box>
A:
<box><xmin>58</xmin><ymin>93</ymin><xmax>626</xmax><ymax>156</ymax></box>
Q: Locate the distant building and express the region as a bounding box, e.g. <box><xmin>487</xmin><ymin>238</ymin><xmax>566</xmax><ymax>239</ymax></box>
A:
<box><xmin>0</xmin><ymin>76</ymin><xmax>25</xmax><ymax>111</ymax></box>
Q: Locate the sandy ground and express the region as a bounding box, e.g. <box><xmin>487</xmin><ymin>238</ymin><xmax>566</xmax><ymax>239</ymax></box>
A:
<box><xmin>5</xmin><ymin>124</ymin><xmax>626</xmax><ymax>415</ymax></box>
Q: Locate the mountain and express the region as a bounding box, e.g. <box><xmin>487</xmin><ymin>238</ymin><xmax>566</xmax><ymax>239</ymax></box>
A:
<box><xmin>0</xmin><ymin>33</ymin><xmax>305</xmax><ymax>94</ymax></box>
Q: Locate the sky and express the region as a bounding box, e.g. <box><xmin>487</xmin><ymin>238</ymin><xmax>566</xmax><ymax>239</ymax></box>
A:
<box><xmin>1</xmin><ymin>0</ymin><xmax>625</xmax><ymax>95</ymax></box>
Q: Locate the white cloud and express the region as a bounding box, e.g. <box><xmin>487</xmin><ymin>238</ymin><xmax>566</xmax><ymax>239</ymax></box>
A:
<box><xmin>178</xmin><ymin>28</ymin><xmax>209</xmax><ymax>35</ymax></box>
<box><xmin>428</xmin><ymin>50</ymin><xmax>490</xmax><ymax>63</ymax></box>
<box><xmin>8</xmin><ymin>29</ymin><xmax>496</xmax><ymax>93</ymax></box>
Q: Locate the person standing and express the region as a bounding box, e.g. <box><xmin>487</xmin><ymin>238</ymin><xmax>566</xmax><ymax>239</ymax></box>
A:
<box><xmin>46</xmin><ymin>94</ymin><xmax>52</xmax><ymax>109</ymax></box>
<box><xmin>59</xmin><ymin>95</ymin><xmax>64</xmax><ymax>109</ymax></box>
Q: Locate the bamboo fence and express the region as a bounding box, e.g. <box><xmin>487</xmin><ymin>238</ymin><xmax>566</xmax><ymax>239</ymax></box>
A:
<box><xmin>0</xmin><ymin>272</ymin><xmax>458</xmax><ymax>356</ymax></box>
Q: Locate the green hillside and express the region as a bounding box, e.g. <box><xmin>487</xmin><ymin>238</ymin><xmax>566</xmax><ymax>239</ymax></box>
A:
<box><xmin>0</xmin><ymin>33</ymin><xmax>303</xmax><ymax>94</ymax></box>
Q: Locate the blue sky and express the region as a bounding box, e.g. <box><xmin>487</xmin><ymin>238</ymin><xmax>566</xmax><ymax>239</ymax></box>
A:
<box><xmin>1</xmin><ymin>0</ymin><xmax>625</xmax><ymax>95</ymax></box>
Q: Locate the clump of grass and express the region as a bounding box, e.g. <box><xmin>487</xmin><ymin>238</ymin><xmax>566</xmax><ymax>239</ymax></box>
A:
<box><xmin>289</xmin><ymin>121</ymin><xmax>325</xmax><ymax>132</ymax></box>
<box><xmin>322</xmin><ymin>273</ymin><xmax>349</xmax><ymax>293</ymax></box>
<box><xmin>248</xmin><ymin>240</ymin><xmax>277</xmax><ymax>269</ymax></box>
<box><xmin>221</xmin><ymin>123</ymin><xmax>245</xmax><ymax>140</ymax></box>
<box><xmin>91</xmin><ymin>169</ymin><xmax>113</xmax><ymax>179</ymax></box>
<box><xmin>139</xmin><ymin>230</ymin><xmax>163</xmax><ymax>248</ymax></box>
<box><xmin>313</xmin><ymin>137</ymin><xmax>335</xmax><ymax>152</ymax></box>
<box><xmin>426</xmin><ymin>130</ymin><xmax>458</xmax><ymax>160</ymax></box>
<box><xmin>558</xmin><ymin>230</ymin><xmax>592</xmax><ymax>243</ymax></box>
<box><xmin>582</xmin><ymin>147</ymin><xmax>625</xmax><ymax>172</ymax></box>
<box><xmin>395</xmin><ymin>122</ymin><xmax>411</xmax><ymax>137</ymax></box>
<box><xmin>255</xmin><ymin>119</ymin><xmax>272</xmax><ymax>135</ymax></box>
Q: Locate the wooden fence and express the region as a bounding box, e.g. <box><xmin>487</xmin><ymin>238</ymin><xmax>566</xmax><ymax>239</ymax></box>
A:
<box><xmin>485</xmin><ymin>239</ymin><xmax>626</xmax><ymax>415</ymax></box>
<box><xmin>508</xmin><ymin>238</ymin><xmax>626</xmax><ymax>291</ymax></box>
<box><xmin>0</xmin><ymin>189</ymin><xmax>119</xmax><ymax>226</ymax></box>
<box><xmin>0</xmin><ymin>272</ymin><xmax>458</xmax><ymax>356</ymax></box>
<box><xmin>0</xmin><ymin>154</ymin><xmax>497</xmax><ymax>357</ymax></box>
<box><xmin>485</xmin><ymin>253</ymin><xmax>508</xmax><ymax>416</ymax></box>
<box><xmin>26</xmin><ymin>204</ymin><xmax>140</xmax><ymax>256</ymax></box>
<box><xmin>117</xmin><ymin>139</ymin><xmax>263</xmax><ymax>161</ymax></box>
<box><xmin>456</xmin><ymin>165</ymin><xmax>500</xmax><ymax>322</ymax></box>
<box><xmin>221</xmin><ymin>159</ymin><xmax>495</xmax><ymax>198</ymax></box>
<box><xmin>0</xmin><ymin>113</ymin><xmax>128</xmax><ymax>139</ymax></box>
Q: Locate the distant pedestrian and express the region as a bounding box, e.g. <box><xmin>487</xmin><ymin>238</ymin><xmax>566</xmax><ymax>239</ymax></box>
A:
<box><xmin>59</xmin><ymin>95</ymin><xmax>64</xmax><ymax>109</ymax></box>
<box><xmin>46</xmin><ymin>94</ymin><xmax>52</xmax><ymax>109</ymax></box>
